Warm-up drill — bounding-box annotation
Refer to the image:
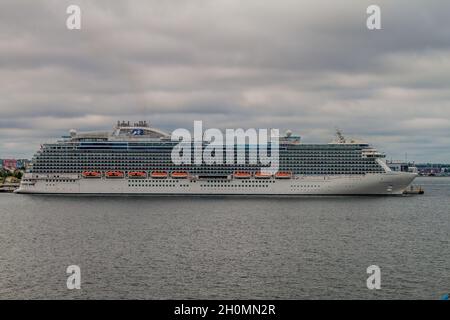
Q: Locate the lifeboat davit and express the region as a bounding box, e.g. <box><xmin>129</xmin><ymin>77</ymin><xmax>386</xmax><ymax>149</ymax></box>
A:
<box><xmin>275</xmin><ymin>171</ymin><xmax>292</xmax><ymax>179</ymax></box>
<box><xmin>171</xmin><ymin>171</ymin><xmax>188</xmax><ymax>179</ymax></box>
<box><xmin>255</xmin><ymin>172</ymin><xmax>272</xmax><ymax>179</ymax></box>
<box><xmin>128</xmin><ymin>171</ymin><xmax>147</xmax><ymax>178</ymax></box>
<box><xmin>234</xmin><ymin>171</ymin><xmax>251</xmax><ymax>179</ymax></box>
<box><xmin>151</xmin><ymin>171</ymin><xmax>168</xmax><ymax>178</ymax></box>
<box><xmin>105</xmin><ymin>171</ymin><xmax>124</xmax><ymax>178</ymax></box>
<box><xmin>82</xmin><ymin>171</ymin><xmax>102</xmax><ymax>178</ymax></box>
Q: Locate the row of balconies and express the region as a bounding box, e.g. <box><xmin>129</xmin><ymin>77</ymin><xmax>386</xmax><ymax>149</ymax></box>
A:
<box><xmin>41</xmin><ymin>151</ymin><xmax>362</xmax><ymax>155</ymax></box>
<box><xmin>33</xmin><ymin>160</ymin><xmax>381</xmax><ymax>166</ymax></box>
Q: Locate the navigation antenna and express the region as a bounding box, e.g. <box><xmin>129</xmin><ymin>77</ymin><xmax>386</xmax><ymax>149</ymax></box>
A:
<box><xmin>335</xmin><ymin>127</ymin><xmax>346</xmax><ymax>143</ymax></box>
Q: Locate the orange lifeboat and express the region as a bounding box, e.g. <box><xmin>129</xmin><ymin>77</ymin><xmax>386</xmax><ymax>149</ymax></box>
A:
<box><xmin>255</xmin><ymin>172</ymin><xmax>272</xmax><ymax>179</ymax></box>
<box><xmin>171</xmin><ymin>171</ymin><xmax>188</xmax><ymax>179</ymax></box>
<box><xmin>105</xmin><ymin>171</ymin><xmax>124</xmax><ymax>178</ymax></box>
<box><xmin>151</xmin><ymin>171</ymin><xmax>168</xmax><ymax>178</ymax></box>
<box><xmin>275</xmin><ymin>171</ymin><xmax>292</xmax><ymax>179</ymax></box>
<box><xmin>128</xmin><ymin>171</ymin><xmax>147</xmax><ymax>178</ymax></box>
<box><xmin>82</xmin><ymin>171</ymin><xmax>102</xmax><ymax>178</ymax></box>
<box><xmin>234</xmin><ymin>171</ymin><xmax>251</xmax><ymax>179</ymax></box>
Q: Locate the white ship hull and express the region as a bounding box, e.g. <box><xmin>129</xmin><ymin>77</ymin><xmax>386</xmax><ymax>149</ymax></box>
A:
<box><xmin>16</xmin><ymin>172</ymin><xmax>417</xmax><ymax>196</ymax></box>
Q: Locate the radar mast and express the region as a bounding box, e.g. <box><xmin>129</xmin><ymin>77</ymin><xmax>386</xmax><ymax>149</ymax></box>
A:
<box><xmin>335</xmin><ymin>128</ymin><xmax>346</xmax><ymax>144</ymax></box>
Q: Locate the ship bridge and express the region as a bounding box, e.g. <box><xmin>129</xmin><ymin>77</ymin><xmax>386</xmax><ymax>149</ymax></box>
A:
<box><xmin>113</xmin><ymin>121</ymin><xmax>170</xmax><ymax>140</ymax></box>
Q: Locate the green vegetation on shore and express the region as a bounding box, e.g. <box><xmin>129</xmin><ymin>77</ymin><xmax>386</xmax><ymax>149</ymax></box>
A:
<box><xmin>0</xmin><ymin>169</ymin><xmax>23</xmax><ymax>184</ymax></box>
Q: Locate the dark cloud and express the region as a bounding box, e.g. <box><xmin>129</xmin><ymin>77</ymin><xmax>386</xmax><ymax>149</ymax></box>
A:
<box><xmin>0</xmin><ymin>0</ymin><xmax>449</xmax><ymax>162</ymax></box>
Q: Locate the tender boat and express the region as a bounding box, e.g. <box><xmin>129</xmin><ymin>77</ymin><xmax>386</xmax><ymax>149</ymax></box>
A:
<box><xmin>255</xmin><ymin>172</ymin><xmax>272</xmax><ymax>179</ymax></box>
<box><xmin>105</xmin><ymin>171</ymin><xmax>124</xmax><ymax>178</ymax></box>
<box><xmin>151</xmin><ymin>171</ymin><xmax>168</xmax><ymax>178</ymax></box>
<box><xmin>275</xmin><ymin>171</ymin><xmax>292</xmax><ymax>179</ymax></box>
<box><xmin>128</xmin><ymin>171</ymin><xmax>147</xmax><ymax>178</ymax></box>
<box><xmin>171</xmin><ymin>171</ymin><xmax>189</xmax><ymax>178</ymax></box>
<box><xmin>82</xmin><ymin>171</ymin><xmax>102</xmax><ymax>178</ymax></box>
<box><xmin>233</xmin><ymin>171</ymin><xmax>252</xmax><ymax>179</ymax></box>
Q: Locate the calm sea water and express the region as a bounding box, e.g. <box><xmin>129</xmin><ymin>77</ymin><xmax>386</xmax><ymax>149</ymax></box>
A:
<box><xmin>0</xmin><ymin>177</ymin><xmax>448</xmax><ymax>300</ymax></box>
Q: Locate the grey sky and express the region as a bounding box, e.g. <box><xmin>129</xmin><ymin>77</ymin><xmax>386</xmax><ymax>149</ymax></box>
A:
<box><xmin>1</xmin><ymin>0</ymin><xmax>449</xmax><ymax>162</ymax></box>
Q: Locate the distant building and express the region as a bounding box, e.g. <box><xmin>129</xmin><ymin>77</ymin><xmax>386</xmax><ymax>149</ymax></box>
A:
<box><xmin>415</xmin><ymin>163</ymin><xmax>450</xmax><ymax>176</ymax></box>
<box><xmin>1</xmin><ymin>158</ymin><xmax>30</xmax><ymax>170</ymax></box>
<box><xmin>2</xmin><ymin>159</ymin><xmax>17</xmax><ymax>170</ymax></box>
<box><xmin>16</xmin><ymin>159</ymin><xmax>29</xmax><ymax>169</ymax></box>
<box><xmin>387</xmin><ymin>160</ymin><xmax>417</xmax><ymax>173</ymax></box>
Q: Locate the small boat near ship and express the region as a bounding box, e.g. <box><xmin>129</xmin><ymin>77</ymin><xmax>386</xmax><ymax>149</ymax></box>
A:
<box><xmin>403</xmin><ymin>185</ymin><xmax>425</xmax><ymax>195</ymax></box>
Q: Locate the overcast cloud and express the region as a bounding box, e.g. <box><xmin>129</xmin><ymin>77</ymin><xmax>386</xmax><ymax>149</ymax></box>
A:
<box><xmin>1</xmin><ymin>0</ymin><xmax>449</xmax><ymax>162</ymax></box>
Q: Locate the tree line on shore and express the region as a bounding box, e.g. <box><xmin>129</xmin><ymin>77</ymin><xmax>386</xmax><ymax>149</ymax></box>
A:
<box><xmin>0</xmin><ymin>169</ymin><xmax>23</xmax><ymax>183</ymax></box>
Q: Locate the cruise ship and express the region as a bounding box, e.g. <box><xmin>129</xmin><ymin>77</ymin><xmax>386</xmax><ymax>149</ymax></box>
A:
<box><xmin>16</xmin><ymin>121</ymin><xmax>416</xmax><ymax>195</ymax></box>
